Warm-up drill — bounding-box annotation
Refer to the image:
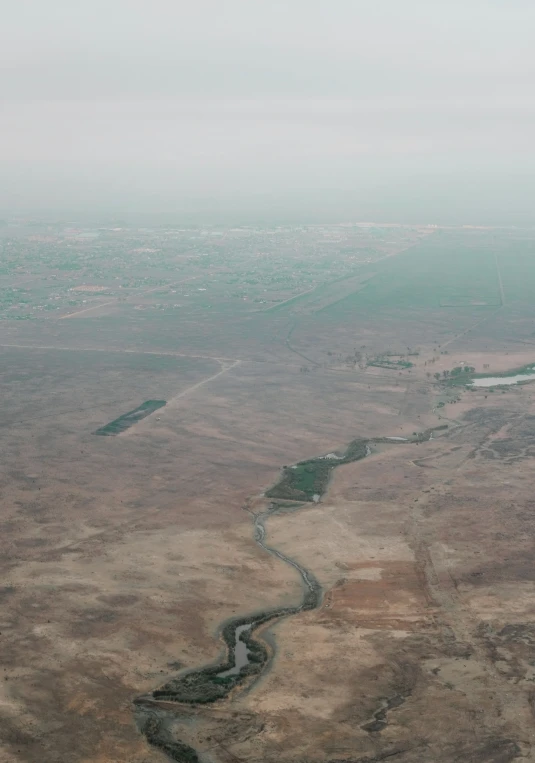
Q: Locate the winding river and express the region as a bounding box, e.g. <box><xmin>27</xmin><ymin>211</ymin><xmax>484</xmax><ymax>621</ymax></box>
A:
<box><xmin>134</xmin><ymin>427</ymin><xmax>445</xmax><ymax>762</ymax></box>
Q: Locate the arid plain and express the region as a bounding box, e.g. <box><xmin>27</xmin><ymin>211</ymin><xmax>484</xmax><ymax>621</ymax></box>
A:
<box><xmin>2</xmin><ymin>225</ymin><xmax>535</xmax><ymax>762</ymax></box>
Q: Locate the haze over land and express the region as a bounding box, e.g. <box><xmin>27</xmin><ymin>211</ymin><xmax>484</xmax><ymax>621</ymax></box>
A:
<box><xmin>2</xmin><ymin>3</ymin><xmax>535</xmax><ymax>763</ymax></box>
<box><xmin>1</xmin><ymin>1</ymin><xmax>535</xmax><ymax>223</ymax></box>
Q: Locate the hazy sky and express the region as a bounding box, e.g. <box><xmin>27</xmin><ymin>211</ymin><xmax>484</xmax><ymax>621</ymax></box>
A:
<box><xmin>1</xmin><ymin>1</ymin><xmax>534</xmax><ymax>221</ymax></box>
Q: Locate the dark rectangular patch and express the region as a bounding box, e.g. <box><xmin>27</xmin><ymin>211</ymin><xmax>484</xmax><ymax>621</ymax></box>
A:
<box><xmin>93</xmin><ymin>400</ymin><xmax>166</xmax><ymax>436</ymax></box>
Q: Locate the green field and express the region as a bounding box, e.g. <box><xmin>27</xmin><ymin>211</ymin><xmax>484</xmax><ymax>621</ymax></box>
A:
<box><xmin>495</xmin><ymin>237</ymin><xmax>535</xmax><ymax>305</ymax></box>
<box><xmin>317</xmin><ymin>233</ymin><xmax>504</xmax><ymax>317</ymax></box>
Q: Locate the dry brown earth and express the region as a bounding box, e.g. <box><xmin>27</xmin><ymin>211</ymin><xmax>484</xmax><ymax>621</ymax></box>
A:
<box><xmin>3</xmin><ymin>232</ymin><xmax>535</xmax><ymax>762</ymax></box>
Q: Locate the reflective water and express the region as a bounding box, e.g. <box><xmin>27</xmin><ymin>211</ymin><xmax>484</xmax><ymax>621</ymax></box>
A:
<box><xmin>217</xmin><ymin>624</ymin><xmax>252</xmax><ymax>677</ymax></box>
<box><xmin>471</xmin><ymin>371</ymin><xmax>535</xmax><ymax>387</ymax></box>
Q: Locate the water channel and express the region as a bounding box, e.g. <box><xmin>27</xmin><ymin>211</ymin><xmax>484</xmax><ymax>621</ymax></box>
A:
<box><xmin>135</xmin><ymin>427</ymin><xmax>444</xmax><ymax>761</ymax></box>
<box><xmin>217</xmin><ymin>624</ymin><xmax>252</xmax><ymax>678</ymax></box>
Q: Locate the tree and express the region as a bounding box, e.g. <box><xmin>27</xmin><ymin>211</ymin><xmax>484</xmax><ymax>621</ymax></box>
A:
<box><xmin>434</xmin><ymin>372</ymin><xmax>441</xmax><ymax>380</ymax></box>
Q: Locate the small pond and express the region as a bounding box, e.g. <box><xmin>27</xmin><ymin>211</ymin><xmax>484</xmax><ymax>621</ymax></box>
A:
<box><xmin>471</xmin><ymin>368</ymin><xmax>535</xmax><ymax>387</ymax></box>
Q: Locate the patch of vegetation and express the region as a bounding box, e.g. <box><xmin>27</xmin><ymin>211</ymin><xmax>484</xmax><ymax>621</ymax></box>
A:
<box><xmin>368</xmin><ymin>356</ymin><xmax>414</xmax><ymax>370</ymax></box>
<box><xmin>473</xmin><ymin>362</ymin><xmax>535</xmax><ymax>379</ymax></box>
<box><xmin>450</xmin><ymin>366</ymin><xmax>476</xmax><ymax>376</ymax></box>
<box><xmin>316</xmin><ymin>233</ymin><xmax>503</xmax><ymax>317</ymax></box>
<box><xmin>266</xmin><ymin>461</ymin><xmax>332</xmax><ymax>501</ymax></box>
<box><xmin>301</xmin><ymin>577</ymin><xmax>322</xmax><ymax>610</ymax></box>
<box><xmin>445</xmin><ymin>362</ymin><xmax>535</xmax><ymax>387</ymax></box>
<box><xmin>361</xmin><ymin>691</ymin><xmax>411</xmax><ymax>734</ymax></box>
<box><xmin>93</xmin><ymin>400</ymin><xmax>166</xmax><ymax>435</ymax></box>
<box><xmin>151</xmin><ymin>565</ymin><xmax>322</xmax><ymax>704</ymax></box>
<box><xmin>153</xmin><ymin>669</ymin><xmax>238</xmax><ymax>704</ymax></box>
<box><xmin>141</xmin><ymin>717</ymin><xmax>199</xmax><ymax>763</ymax></box>
<box><xmin>148</xmin><ymin>430</ymin><xmax>442</xmax><ymax>707</ymax></box>
<box><xmin>434</xmin><ymin>366</ymin><xmax>474</xmax><ymax>384</ymax></box>
<box><xmin>266</xmin><ymin>438</ymin><xmax>369</xmax><ymax>501</ymax></box>
<box><xmin>152</xmin><ymin>608</ymin><xmax>285</xmax><ymax>703</ymax></box>
<box><xmin>265</xmin><ymin>431</ymin><xmax>447</xmax><ymax>503</ymax></box>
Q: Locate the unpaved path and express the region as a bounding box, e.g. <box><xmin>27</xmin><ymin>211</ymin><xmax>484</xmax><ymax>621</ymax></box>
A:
<box><xmin>165</xmin><ymin>360</ymin><xmax>241</xmax><ymax>409</ymax></box>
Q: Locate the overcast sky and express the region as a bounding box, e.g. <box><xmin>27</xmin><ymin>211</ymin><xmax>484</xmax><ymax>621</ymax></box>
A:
<box><xmin>1</xmin><ymin>0</ymin><xmax>534</xmax><ymax>221</ymax></box>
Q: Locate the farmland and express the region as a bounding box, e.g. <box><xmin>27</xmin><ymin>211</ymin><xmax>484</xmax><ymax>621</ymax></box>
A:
<box><xmin>318</xmin><ymin>232</ymin><xmax>504</xmax><ymax>318</ymax></box>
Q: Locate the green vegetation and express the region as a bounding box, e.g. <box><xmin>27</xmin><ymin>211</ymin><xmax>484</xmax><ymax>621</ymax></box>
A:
<box><xmin>93</xmin><ymin>400</ymin><xmax>166</xmax><ymax>435</ymax></box>
<box><xmin>266</xmin><ymin>439</ymin><xmax>368</xmax><ymax>501</ymax></box>
<box><xmin>145</xmin><ymin>428</ymin><xmax>445</xmax><ymax>713</ymax></box>
<box><xmin>152</xmin><ymin>574</ymin><xmax>323</xmax><ymax>705</ymax></box>
<box><xmin>494</xmin><ymin>238</ymin><xmax>535</xmax><ymax>306</ymax></box>
<box><xmin>472</xmin><ymin>363</ymin><xmax>535</xmax><ymax>380</ymax></box>
<box><xmin>368</xmin><ymin>357</ymin><xmax>414</xmax><ymax>370</ymax></box>
<box><xmin>265</xmin><ymin>431</ymin><xmax>450</xmax><ymax>502</ymax></box>
<box><xmin>153</xmin><ymin>610</ymin><xmax>283</xmax><ymax>704</ymax></box>
<box><xmin>437</xmin><ymin>366</ymin><xmax>476</xmax><ymax>384</ymax></box>
<box><xmin>266</xmin><ymin>461</ymin><xmax>332</xmax><ymax>501</ymax></box>
<box><xmin>317</xmin><ymin>233</ymin><xmax>503</xmax><ymax>318</ymax></box>
<box><xmin>141</xmin><ymin>717</ymin><xmax>199</xmax><ymax>763</ymax></box>
<box><xmin>443</xmin><ymin>363</ymin><xmax>535</xmax><ymax>387</ymax></box>
<box><xmin>450</xmin><ymin>366</ymin><xmax>475</xmax><ymax>375</ymax></box>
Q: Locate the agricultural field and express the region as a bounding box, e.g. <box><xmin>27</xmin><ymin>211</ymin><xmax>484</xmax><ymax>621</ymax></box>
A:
<box><xmin>3</xmin><ymin>222</ymin><xmax>535</xmax><ymax>763</ymax></box>
<box><xmin>317</xmin><ymin>232</ymin><xmax>504</xmax><ymax>318</ymax></box>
